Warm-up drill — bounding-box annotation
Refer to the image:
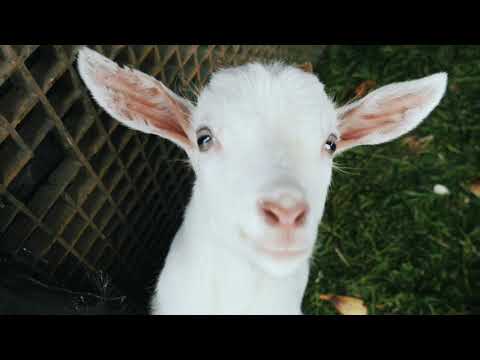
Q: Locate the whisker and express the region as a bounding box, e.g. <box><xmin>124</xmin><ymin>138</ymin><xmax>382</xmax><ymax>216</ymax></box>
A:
<box><xmin>332</xmin><ymin>161</ymin><xmax>360</xmax><ymax>175</ymax></box>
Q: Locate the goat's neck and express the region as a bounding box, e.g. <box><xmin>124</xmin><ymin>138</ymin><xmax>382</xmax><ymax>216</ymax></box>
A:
<box><xmin>155</xmin><ymin>185</ymin><xmax>310</xmax><ymax>315</ymax></box>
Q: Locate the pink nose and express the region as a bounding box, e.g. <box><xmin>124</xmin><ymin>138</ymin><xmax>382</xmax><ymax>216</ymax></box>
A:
<box><xmin>259</xmin><ymin>200</ymin><xmax>309</xmax><ymax>229</ymax></box>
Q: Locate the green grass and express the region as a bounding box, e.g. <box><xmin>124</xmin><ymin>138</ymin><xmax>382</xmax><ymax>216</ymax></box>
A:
<box><xmin>302</xmin><ymin>45</ymin><xmax>480</xmax><ymax>315</ymax></box>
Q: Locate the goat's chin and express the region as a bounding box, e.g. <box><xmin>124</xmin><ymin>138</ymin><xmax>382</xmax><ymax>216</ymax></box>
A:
<box><xmin>238</xmin><ymin>226</ymin><xmax>313</xmax><ymax>277</ymax></box>
<box><xmin>252</xmin><ymin>251</ymin><xmax>309</xmax><ymax>278</ymax></box>
<box><xmin>239</xmin><ymin>232</ymin><xmax>312</xmax><ymax>277</ymax></box>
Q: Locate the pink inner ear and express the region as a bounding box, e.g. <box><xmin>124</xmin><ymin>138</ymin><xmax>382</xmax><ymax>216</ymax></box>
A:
<box><xmin>96</xmin><ymin>67</ymin><xmax>192</xmax><ymax>148</ymax></box>
<box><xmin>340</xmin><ymin>124</ymin><xmax>387</xmax><ymax>141</ymax></box>
<box><xmin>339</xmin><ymin>92</ymin><xmax>427</xmax><ymax>142</ymax></box>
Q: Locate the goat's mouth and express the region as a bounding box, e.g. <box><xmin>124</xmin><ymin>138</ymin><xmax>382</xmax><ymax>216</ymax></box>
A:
<box><xmin>239</xmin><ymin>227</ymin><xmax>310</xmax><ymax>260</ymax></box>
<box><xmin>256</xmin><ymin>245</ymin><xmax>309</xmax><ymax>260</ymax></box>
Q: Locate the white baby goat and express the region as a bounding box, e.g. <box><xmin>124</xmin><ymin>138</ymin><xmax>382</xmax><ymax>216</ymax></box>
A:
<box><xmin>77</xmin><ymin>47</ymin><xmax>447</xmax><ymax>315</ymax></box>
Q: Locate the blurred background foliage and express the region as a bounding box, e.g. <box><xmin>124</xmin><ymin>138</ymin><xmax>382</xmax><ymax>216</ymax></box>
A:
<box><xmin>303</xmin><ymin>45</ymin><xmax>480</xmax><ymax>315</ymax></box>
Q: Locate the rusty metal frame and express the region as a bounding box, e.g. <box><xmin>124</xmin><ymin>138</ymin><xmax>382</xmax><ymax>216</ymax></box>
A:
<box><xmin>0</xmin><ymin>45</ymin><xmax>325</xmax><ymax>299</ymax></box>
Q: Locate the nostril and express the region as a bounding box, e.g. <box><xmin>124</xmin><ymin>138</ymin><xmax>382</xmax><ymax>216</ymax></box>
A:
<box><xmin>262</xmin><ymin>207</ymin><xmax>280</xmax><ymax>226</ymax></box>
<box><xmin>294</xmin><ymin>207</ymin><xmax>307</xmax><ymax>227</ymax></box>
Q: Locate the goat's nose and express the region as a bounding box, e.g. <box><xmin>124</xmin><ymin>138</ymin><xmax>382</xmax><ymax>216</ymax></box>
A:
<box><xmin>259</xmin><ymin>199</ymin><xmax>309</xmax><ymax>229</ymax></box>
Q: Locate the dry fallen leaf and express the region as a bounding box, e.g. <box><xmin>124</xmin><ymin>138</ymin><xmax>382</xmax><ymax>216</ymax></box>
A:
<box><xmin>354</xmin><ymin>80</ymin><xmax>377</xmax><ymax>99</ymax></box>
<box><xmin>296</xmin><ymin>62</ymin><xmax>314</xmax><ymax>73</ymax></box>
<box><xmin>402</xmin><ymin>135</ymin><xmax>434</xmax><ymax>154</ymax></box>
<box><xmin>450</xmin><ymin>83</ymin><xmax>460</xmax><ymax>94</ymax></box>
<box><xmin>319</xmin><ymin>294</ymin><xmax>368</xmax><ymax>315</ymax></box>
<box><xmin>469</xmin><ymin>179</ymin><xmax>480</xmax><ymax>198</ymax></box>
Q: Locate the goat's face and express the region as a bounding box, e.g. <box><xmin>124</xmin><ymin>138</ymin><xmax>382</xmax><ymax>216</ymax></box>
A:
<box><xmin>78</xmin><ymin>48</ymin><xmax>447</xmax><ymax>277</ymax></box>
<box><xmin>189</xmin><ymin>64</ymin><xmax>337</xmax><ymax>276</ymax></box>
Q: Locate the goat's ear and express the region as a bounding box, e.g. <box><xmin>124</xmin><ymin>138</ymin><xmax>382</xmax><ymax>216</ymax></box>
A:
<box><xmin>77</xmin><ymin>47</ymin><xmax>194</xmax><ymax>151</ymax></box>
<box><xmin>335</xmin><ymin>73</ymin><xmax>447</xmax><ymax>154</ymax></box>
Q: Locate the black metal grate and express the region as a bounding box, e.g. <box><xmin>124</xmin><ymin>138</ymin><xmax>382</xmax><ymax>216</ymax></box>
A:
<box><xmin>0</xmin><ymin>45</ymin><xmax>325</xmax><ymax>306</ymax></box>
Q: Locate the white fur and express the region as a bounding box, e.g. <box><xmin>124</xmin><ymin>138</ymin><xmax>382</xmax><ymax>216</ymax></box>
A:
<box><xmin>77</xmin><ymin>48</ymin><xmax>448</xmax><ymax>315</ymax></box>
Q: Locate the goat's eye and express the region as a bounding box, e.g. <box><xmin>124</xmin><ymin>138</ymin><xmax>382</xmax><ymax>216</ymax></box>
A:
<box><xmin>324</xmin><ymin>134</ymin><xmax>338</xmax><ymax>154</ymax></box>
<box><xmin>196</xmin><ymin>127</ymin><xmax>214</xmax><ymax>152</ymax></box>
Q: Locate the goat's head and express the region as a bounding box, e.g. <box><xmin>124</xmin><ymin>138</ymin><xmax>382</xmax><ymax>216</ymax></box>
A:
<box><xmin>78</xmin><ymin>48</ymin><xmax>447</xmax><ymax>277</ymax></box>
